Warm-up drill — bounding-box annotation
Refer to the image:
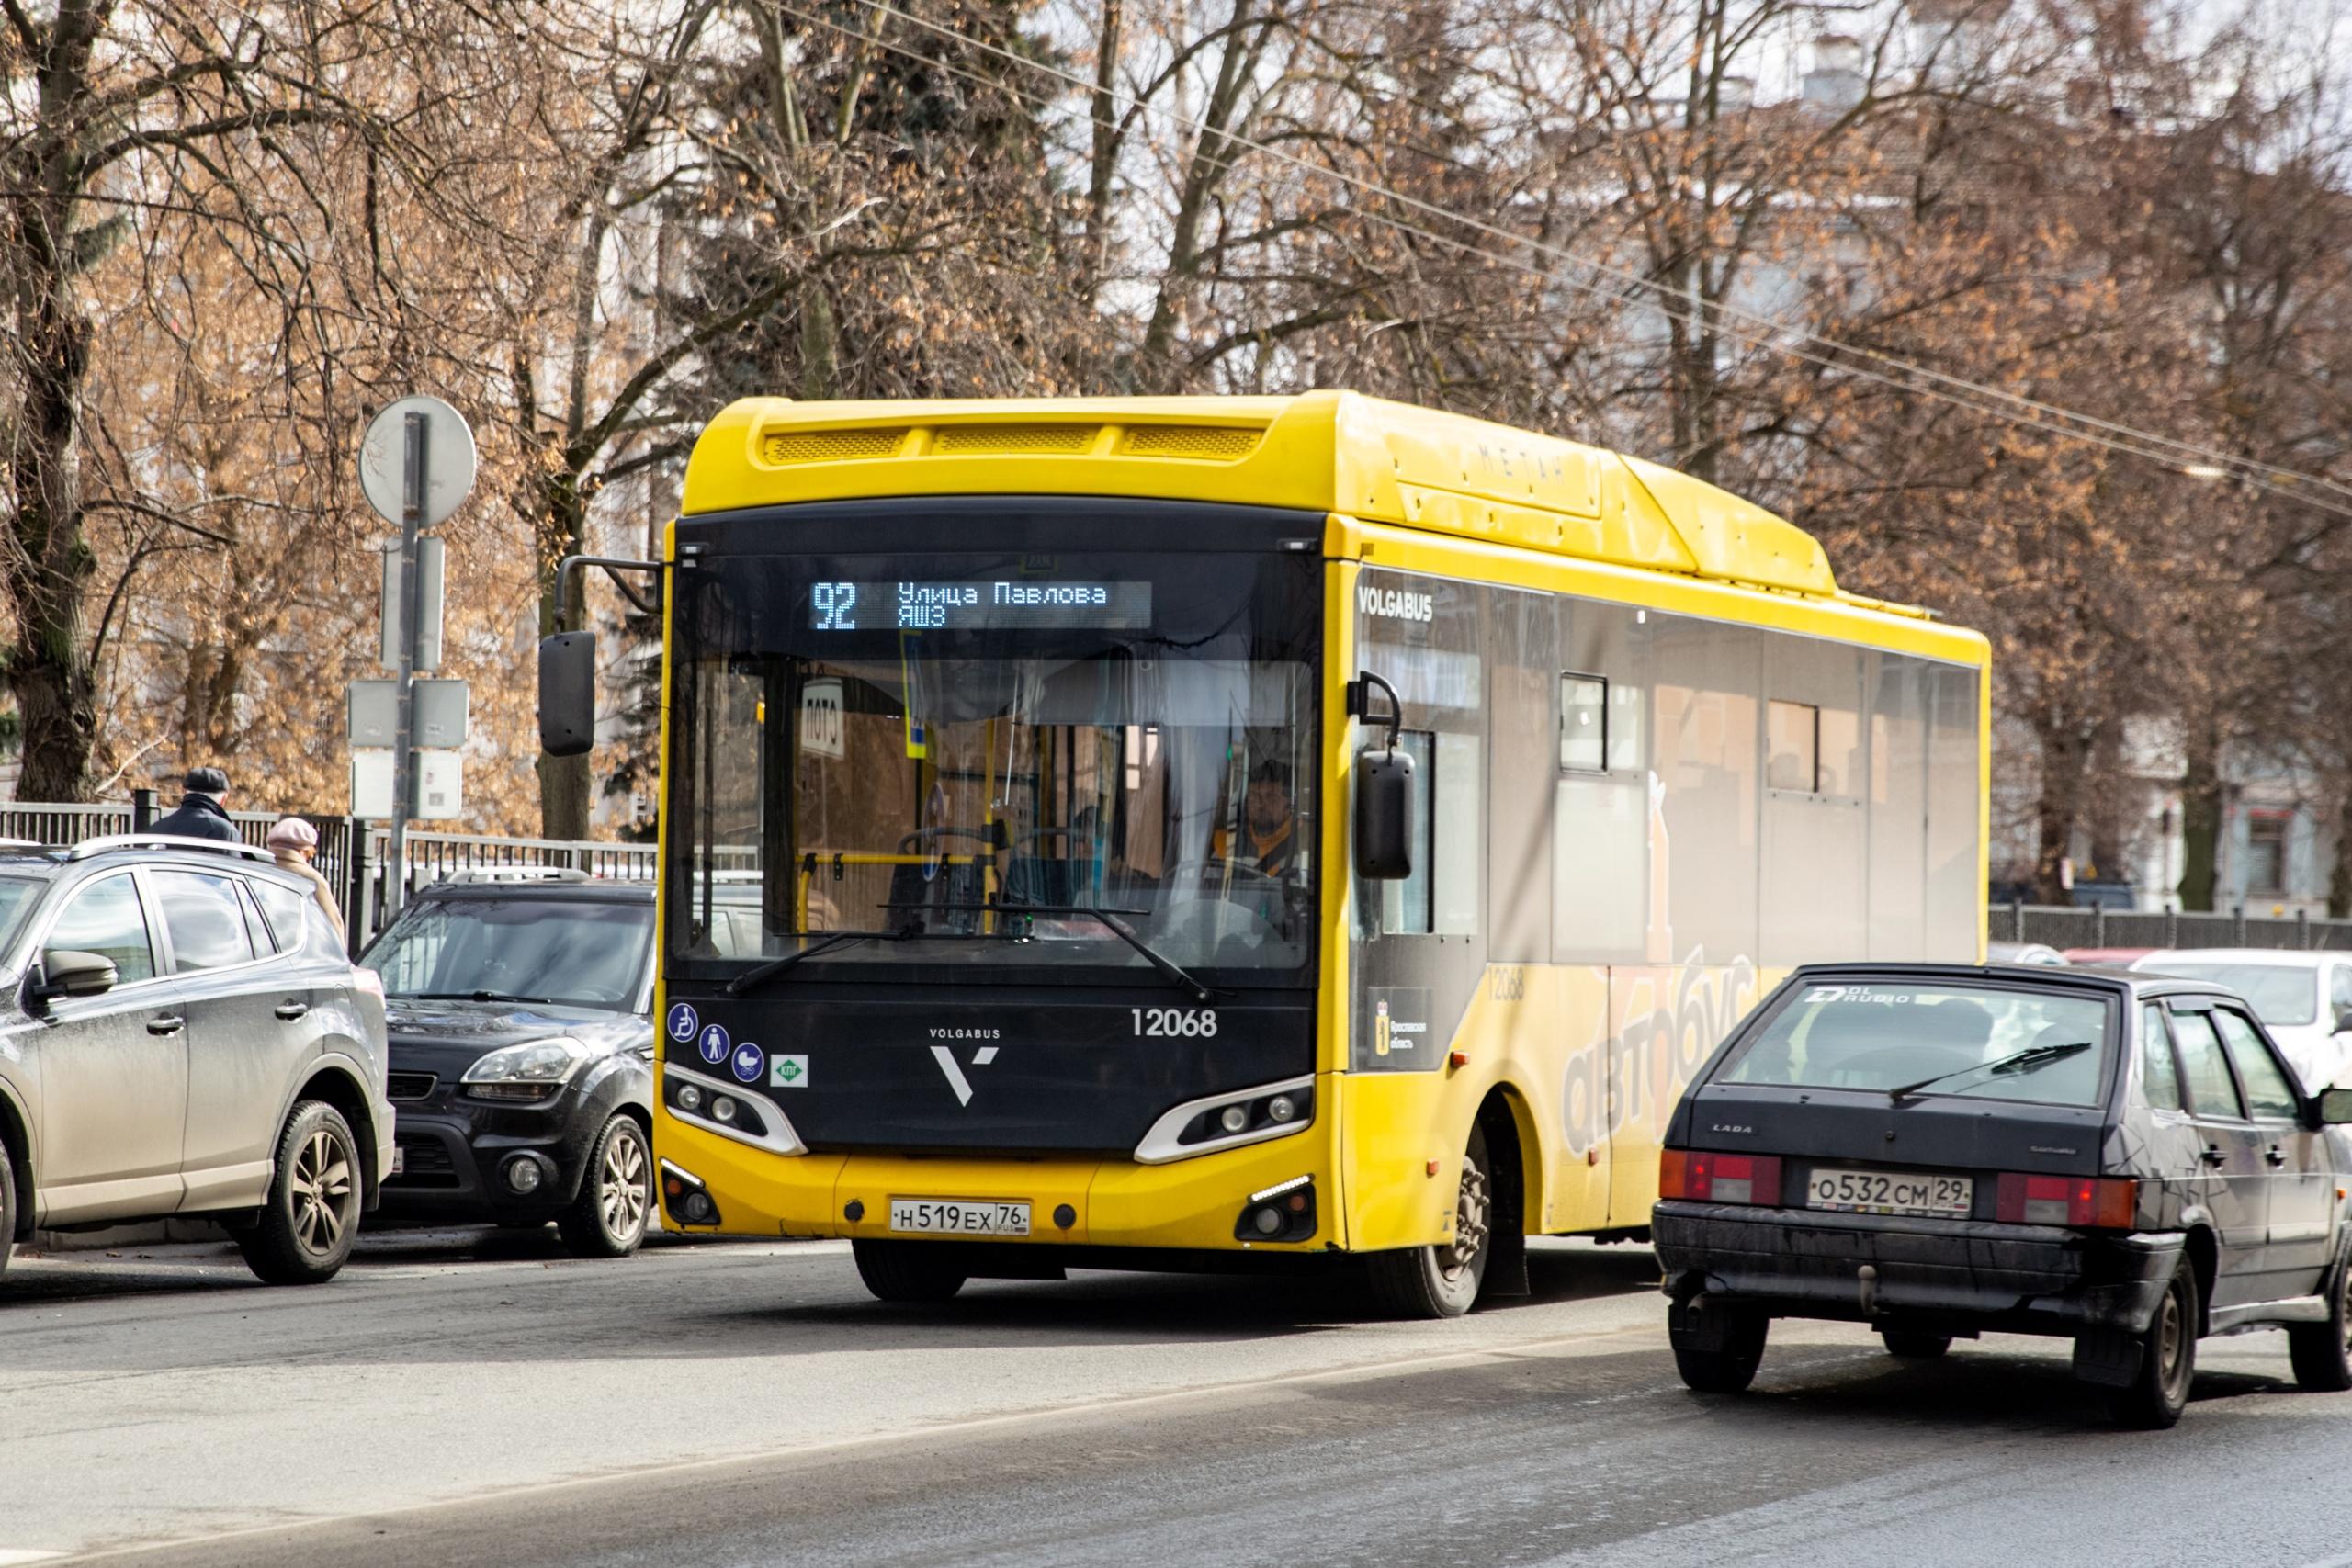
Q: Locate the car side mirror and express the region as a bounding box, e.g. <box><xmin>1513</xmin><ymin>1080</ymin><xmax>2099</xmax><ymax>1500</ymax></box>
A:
<box><xmin>2321</xmin><ymin>1087</ymin><xmax>2352</xmax><ymax>1125</ymax></box>
<box><xmin>2333</xmin><ymin>1007</ymin><xmax>2352</xmax><ymax>1035</ymax></box>
<box><xmin>35</xmin><ymin>949</ymin><xmax>119</xmax><ymax>1003</ymax></box>
<box><xmin>538</xmin><ymin>631</ymin><xmax>596</xmax><ymax>757</ymax></box>
<box><xmin>1354</xmin><ymin>749</ymin><xmax>1415</xmax><ymax>881</ymax></box>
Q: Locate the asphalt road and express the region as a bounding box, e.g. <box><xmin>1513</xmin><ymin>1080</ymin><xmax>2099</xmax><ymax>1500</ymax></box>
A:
<box><xmin>6</xmin><ymin>1229</ymin><xmax>2351</xmax><ymax>1568</ymax></box>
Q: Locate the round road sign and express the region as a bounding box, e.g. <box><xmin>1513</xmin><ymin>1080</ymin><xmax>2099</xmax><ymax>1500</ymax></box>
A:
<box><xmin>359</xmin><ymin>395</ymin><xmax>477</xmax><ymax>527</ymax></box>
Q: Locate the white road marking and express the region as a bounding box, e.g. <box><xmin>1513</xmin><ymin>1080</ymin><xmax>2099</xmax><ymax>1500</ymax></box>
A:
<box><xmin>0</xmin><ymin>1549</ymin><xmax>64</xmax><ymax>1563</ymax></box>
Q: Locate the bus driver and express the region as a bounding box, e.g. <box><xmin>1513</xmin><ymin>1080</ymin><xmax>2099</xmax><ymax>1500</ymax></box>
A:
<box><xmin>1211</xmin><ymin>760</ymin><xmax>1299</xmax><ymax>877</ymax></box>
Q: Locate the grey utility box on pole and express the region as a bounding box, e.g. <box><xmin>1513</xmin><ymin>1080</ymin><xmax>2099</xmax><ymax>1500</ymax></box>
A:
<box><xmin>349</xmin><ymin>679</ymin><xmax>469</xmax><ymax>749</ymax></box>
<box><xmin>358</xmin><ymin>395</ymin><xmax>475</xmax><ymax>915</ymax></box>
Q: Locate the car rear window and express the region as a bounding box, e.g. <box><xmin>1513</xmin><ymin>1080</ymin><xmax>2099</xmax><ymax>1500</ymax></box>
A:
<box><xmin>1721</xmin><ymin>980</ymin><xmax>2113</xmax><ymax>1106</ymax></box>
<box><xmin>2143</xmin><ymin>962</ymin><xmax>2317</xmax><ymax>1026</ymax></box>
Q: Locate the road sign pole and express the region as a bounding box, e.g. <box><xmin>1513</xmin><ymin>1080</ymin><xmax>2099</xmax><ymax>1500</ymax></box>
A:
<box><xmin>387</xmin><ymin>412</ymin><xmax>427</xmax><ymax>918</ymax></box>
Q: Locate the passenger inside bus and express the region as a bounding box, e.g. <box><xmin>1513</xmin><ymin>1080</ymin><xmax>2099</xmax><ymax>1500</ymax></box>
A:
<box><xmin>1211</xmin><ymin>760</ymin><xmax>1300</xmax><ymax>877</ymax></box>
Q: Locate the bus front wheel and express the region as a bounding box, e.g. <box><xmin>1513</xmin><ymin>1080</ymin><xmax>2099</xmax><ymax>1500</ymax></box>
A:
<box><xmin>1367</xmin><ymin>1123</ymin><xmax>1492</xmax><ymax>1319</ymax></box>
<box><xmin>853</xmin><ymin>1238</ymin><xmax>969</xmax><ymax>1303</ymax></box>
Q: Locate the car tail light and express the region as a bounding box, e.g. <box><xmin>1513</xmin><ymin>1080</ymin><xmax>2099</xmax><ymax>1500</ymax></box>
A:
<box><xmin>1996</xmin><ymin>1173</ymin><xmax>2137</xmax><ymax>1228</ymax></box>
<box><xmin>1659</xmin><ymin>1148</ymin><xmax>1782</xmax><ymax>1206</ymax></box>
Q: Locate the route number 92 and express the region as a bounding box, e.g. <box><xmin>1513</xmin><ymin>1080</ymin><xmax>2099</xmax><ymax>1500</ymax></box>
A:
<box><xmin>1134</xmin><ymin>1008</ymin><xmax>1218</xmax><ymax>1037</ymax></box>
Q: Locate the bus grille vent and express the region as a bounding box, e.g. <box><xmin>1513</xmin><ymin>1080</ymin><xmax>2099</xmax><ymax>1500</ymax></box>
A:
<box><xmin>1121</xmin><ymin>424</ymin><xmax>1261</xmax><ymax>459</ymax></box>
<box><xmin>762</xmin><ymin>427</ymin><xmax>904</xmax><ymax>464</ymax></box>
<box><xmin>932</xmin><ymin>423</ymin><xmax>1097</xmax><ymax>455</ymax></box>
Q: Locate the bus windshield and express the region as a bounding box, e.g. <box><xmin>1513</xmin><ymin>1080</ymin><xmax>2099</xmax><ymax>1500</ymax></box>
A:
<box><xmin>667</xmin><ymin>547</ymin><xmax>1321</xmax><ymax>988</ymax></box>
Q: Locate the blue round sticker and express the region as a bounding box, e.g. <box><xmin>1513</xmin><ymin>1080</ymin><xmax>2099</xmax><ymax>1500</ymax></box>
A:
<box><xmin>666</xmin><ymin>1003</ymin><xmax>699</xmax><ymax>1043</ymax></box>
<box><xmin>730</xmin><ymin>1042</ymin><xmax>765</xmax><ymax>1084</ymax></box>
<box><xmin>697</xmin><ymin>1023</ymin><xmax>730</xmax><ymax>1066</ymax></box>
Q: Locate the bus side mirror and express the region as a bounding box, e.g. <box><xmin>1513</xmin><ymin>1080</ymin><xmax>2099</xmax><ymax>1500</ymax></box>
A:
<box><xmin>538</xmin><ymin>631</ymin><xmax>597</xmax><ymax>757</ymax></box>
<box><xmin>1355</xmin><ymin>749</ymin><xmax>1415</xmax><ymax>880</ymax></box>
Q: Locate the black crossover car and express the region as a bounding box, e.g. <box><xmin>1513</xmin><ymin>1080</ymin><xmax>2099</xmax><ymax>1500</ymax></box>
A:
<box><xmin>1654</xmin><ymin>963</ymin><xmax>2352</xmax><ymax>1427</ymax></box>
<box><xmin>359</xmin><ymin>871</ymin><xmax>655</xmax><ymax>1256</ymax></box>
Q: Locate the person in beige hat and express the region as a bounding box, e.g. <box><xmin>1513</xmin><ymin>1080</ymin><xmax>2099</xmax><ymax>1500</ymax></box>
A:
<box><xmin>266</xmin><ymin>818</ymin><xmax>345</xmax><ymax>940</ymax></box>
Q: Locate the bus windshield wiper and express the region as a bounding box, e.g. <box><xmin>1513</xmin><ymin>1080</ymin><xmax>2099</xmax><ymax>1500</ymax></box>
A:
<box><xmin>893</xmin><ymin>898</ymin><xmax>1216</xmax><ymax>1002</ymax></box>
<box><xmin>725</xmin><ymin>930</ymin><xmax>903</xmax><ymax>998</ymax></box>
<box><xmin>1889</xmin><ymin>1041</ymin><xmax>2092</xmax><ymax>1101</ymax></box>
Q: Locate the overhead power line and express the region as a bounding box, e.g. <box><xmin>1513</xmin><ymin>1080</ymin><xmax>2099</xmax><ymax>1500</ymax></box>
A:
<box><xmin>768</xmin><ymin>0</ymin><xmax>2352</xmax><ymax>523</ymax></box>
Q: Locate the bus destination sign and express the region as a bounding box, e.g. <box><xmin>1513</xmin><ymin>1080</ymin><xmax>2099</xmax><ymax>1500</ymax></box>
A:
<box><xmin>811</xmin><ymin>580</ymin><xmax>1153</xmax><ymax>631</ymax></box>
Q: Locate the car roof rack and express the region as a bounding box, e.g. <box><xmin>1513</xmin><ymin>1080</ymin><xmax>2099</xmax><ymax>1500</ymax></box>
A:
<box><xmin>436</xmin><ymin>866</ymin><xmax>592</xmax><ymax>885</ymax></box>
<box><xmin>67</xmin><ymin>833</ymin><xmax>278</xmax><ymax>864</ymax></box>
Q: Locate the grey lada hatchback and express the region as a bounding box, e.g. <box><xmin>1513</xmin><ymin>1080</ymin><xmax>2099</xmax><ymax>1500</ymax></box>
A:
<box><xmin>0</xmin><ymin>835</ymin><xmax>392</xmax><ymax>1284</ymax></box>
<box><xmin>1654</xmin><ymin>962</ymin><xmax>2352</xmax><ymax>1427</ymax></box>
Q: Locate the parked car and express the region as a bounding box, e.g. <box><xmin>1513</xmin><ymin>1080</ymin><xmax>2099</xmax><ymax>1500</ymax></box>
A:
<box><xmin>1654</xmin><ymin>961</ymin><xmax>2352</xmax><ymax>1427</ymax></box>
<box><xmin>2063</xmin><ymin>947</ymin><xmax>2158</xmax><ymax>965</ymax></box>
<box><xmin>2130</xmin><ymin>950</ymin><xmax>2352</xmax><ymax>1093</ymax></box>
<box><xmin>358</xmin><ymin>869</ymin><xmax>655</xmax><ymax>1256</ymax></box>
<box><xmin>0</xmin><ymin>834</ymin><xmax>391</xmax><ymax>1284</ymax></box>
<box><xmin>1986</xmin><ymin>942</ymin><xmax>2066</xmax><ymax>966</ymax></box>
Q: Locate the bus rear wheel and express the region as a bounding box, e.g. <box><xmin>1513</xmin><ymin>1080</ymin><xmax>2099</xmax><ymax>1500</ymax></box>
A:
<box><xmin>852</xmin><ymin>1238</ymin><xmax>969</xmax><ymax>1303</ymax></box>
<box><xmin>1367</xmin><ymin>1124</ymin><xmax>1492</xmax><ymax>1319</ymax></box>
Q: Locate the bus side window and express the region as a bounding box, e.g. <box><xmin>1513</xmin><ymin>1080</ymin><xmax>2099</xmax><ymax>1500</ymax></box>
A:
<box><xmin>1375</xmin><ymin>729</ymin><xmax>1480</xmax><ymax>939</ymax></box>
<box><xmin>1560</xmin><ymin>674</ymin><xmax>1607</xmax><ymax>773</ymax></box>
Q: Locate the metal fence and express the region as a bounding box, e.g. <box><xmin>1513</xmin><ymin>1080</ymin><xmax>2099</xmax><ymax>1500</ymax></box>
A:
<box><xmin>0</xmin><ymin>795</ymin><xmax>679</xmax><ymax>953</ymax></box>
<box><xmin>1991</xmin><ymin>903</ymin><xmax>2352</xmax><ymax>953</ymax></box>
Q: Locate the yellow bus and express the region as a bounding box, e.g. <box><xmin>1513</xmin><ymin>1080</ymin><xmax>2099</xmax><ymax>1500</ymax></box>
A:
<box><xmin>539</xmin><ymin>390</ymin><xmax>1987</xmax><ymax>1316</ymax></box>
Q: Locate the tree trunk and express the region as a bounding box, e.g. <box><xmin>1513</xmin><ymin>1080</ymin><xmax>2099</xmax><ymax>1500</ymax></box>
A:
<box><xmin>2177</xmin><ymin>726</ymin><xmax>2222</xmax><ymax>912</ymax></box>
<box><xmin>2330</xmin><ymin>791</ymin><xmax>2352</xmax><ymax>920</ymax></box>
<box><xmin>1081</xmin><ymin>0</ymin><xmax>1123</xmax><ymax>300</ymax></box>
<box><xmin>7</xmin><ymin>275</ymin><xmax>101</xmax><ymax>802</ymax></box>
<box><xmin>2031</xmin><ymin>721</ymin><xmax>2088</xmax><ymax>905</ymax></box>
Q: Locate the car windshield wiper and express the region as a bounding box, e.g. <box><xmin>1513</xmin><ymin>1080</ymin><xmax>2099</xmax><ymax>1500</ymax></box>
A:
<box><xmin>1889</xmin><ymin>1041</ymin><xmax>2093</xmax><ymax>1101</ymax></box>
<box><xmin>889</xmin><ymin>897</ymin><xmax>1216</xmax><ymax>1002</ymax></box>
<box><xmin>408</xmin><ymin>989</ymin><xmax>556</xmax><ymax>1005</ymax></box>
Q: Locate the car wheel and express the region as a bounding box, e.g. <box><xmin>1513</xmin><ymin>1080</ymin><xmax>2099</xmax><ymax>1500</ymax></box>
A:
<box><xmin>1881</xmin><ymin>1330</ymin><xmax>1952</xmax><ymax>1359</ymax></box>
<box><xmin>1669</xmin><ymin>1296</ymin><xmax>1770</xmax><ymax>1393</ymax></box>
<box><xmin>1366</xmin><ymin>1123</ymin><xmax>1493</xmax><ymax>1319</ymax></box>
<box><xmin>852</xmin><ymin>1238</ymin><xmax>968</xmax><ymax>1303</ymax></box>
<box><xmin>0</xmin><ymin>1135</ymin><xmax>15</xmax><ymax>1280</ymax></box>
<box><xmin>236</xmin><ymin>1101</ymin><xmax>361</xmax><ymax>1285</ymax></box>
<box><xmin>2287</xmin><ymin>1246</ymin><xmax>2352</xmax><ymax>1393</ymax></box>
<box><xmin>557</xmin><ymin>1116</ymin><xmax>652</xmax><ymax>1259</ymax></box>
<box><xmin>2109</xmin><ymin>1255</ymin><xmax>2199</xmax><ymax>1428</ymax></box>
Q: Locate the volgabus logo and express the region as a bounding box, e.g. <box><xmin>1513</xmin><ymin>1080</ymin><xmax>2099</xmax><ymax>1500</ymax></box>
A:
<box><xmin>1357</xmin><ymin>582</ymin><xmax>1433</xmax><ymax>622</ymax></box>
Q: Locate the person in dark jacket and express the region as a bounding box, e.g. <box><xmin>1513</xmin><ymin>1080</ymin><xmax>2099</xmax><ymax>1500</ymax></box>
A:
<box><xmin>149</xmin><ymin>767</ymin><xmax>240</xmax><ymax>843</ymax></box>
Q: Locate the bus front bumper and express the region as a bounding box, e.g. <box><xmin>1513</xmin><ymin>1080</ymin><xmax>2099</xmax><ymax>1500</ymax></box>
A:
<box><xmin>654</xmin><ymin>1106</ymin><xmax>1337</xmax><ymax>1254</ymax></box>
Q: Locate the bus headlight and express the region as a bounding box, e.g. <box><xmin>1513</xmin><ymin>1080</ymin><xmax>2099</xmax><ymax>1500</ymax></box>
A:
<box><xmin>1133</xmin><ymin>1078</ymin><xmax>1315</xmax><ymax>1164</ymax></box>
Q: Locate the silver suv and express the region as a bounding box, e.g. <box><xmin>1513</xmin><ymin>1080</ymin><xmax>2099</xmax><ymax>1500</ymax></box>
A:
<box><xmin>0</xmin><ymin>835</ymin><xmax>392</xmax><ymax>1284</ymax></box>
